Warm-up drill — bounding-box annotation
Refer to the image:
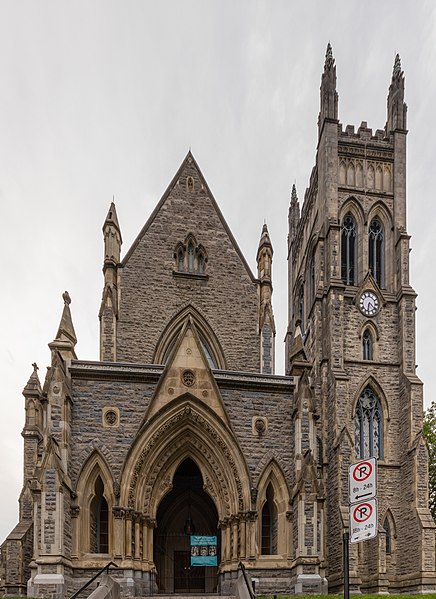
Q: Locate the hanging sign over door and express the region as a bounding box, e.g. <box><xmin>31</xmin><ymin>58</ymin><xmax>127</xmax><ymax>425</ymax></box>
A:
<box><xmin>190</xmin><ymin>535</ymin><xmax>218</xmax><ymax>566</ymax></box>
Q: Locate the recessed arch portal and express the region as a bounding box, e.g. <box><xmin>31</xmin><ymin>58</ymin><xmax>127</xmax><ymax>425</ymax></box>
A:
<box><xmin>154</xmin><ymin>458</ymin><xmax>219</xmax><ymax>593</ymax></box>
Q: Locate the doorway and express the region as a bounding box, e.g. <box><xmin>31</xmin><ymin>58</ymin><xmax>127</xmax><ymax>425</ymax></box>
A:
<box><xmin>154</xmin><ymin>458</ymin><xmax>219</xmax><ymax>593</ymax></box>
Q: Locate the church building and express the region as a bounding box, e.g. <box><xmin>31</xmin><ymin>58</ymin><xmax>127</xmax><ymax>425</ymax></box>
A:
<box><xmin>1</xmin><ymin>46</ymin><xmax>435</xmax><ymax>597</ymax></box>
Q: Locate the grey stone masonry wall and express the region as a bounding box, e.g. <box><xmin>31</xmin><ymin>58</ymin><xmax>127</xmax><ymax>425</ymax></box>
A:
<box><xmin>116</xmin><ymin>156</ymin><xmax>261</xmax><ymax>372</ymax></box>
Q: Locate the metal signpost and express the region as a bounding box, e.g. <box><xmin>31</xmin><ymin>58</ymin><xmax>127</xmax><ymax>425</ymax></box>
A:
<box><xmin>344</xmin><ymin>457</ymin><xmax>378</xmax><ymax>599</ymax></box>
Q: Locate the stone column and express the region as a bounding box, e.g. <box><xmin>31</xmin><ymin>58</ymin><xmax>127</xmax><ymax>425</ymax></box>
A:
<box><xmin>239</xmin><ymin>514</ymin><xmax>246</xmax><ymax>559</ymax></box>
<box><xmin>232</xmin><ymin>517</ymin><xmax>239</xmax><ymax>561</ymax></box>
<box><xmin>147</xmin><ymin>519</ymin><xmax>156</xmax><ymax>565</ymax></box>
<box><xmin>134</xmin><ymin>513</ymin><xmax>141</xmax><ymax>561</ymax></box>
<box><xmin>246</xmin><ymin>511</ymin><xmax>257</xmax><ymax>560</ymax></box>
<box><xmin>286</xmin><ymin>510</ymin><xmax>293</xmax><ymax>559</ymax></box>
<box><xmin>113</xmin><ymin>507</ymin><xmax>125</xmax><ymax>559</ymax></box>
<box><xmin>125</xmin><ymin>509</ymin><xmax>133</xmax><ymax>559</ymax></box>
<box><xmin>70</xmin><ymin>506</ymin><xmax>80</xmax><ymax>558</ymax></box>
<box><xmin>142</xmin><ymin>518</ymin><xmax>148</xmax><ymax>563</ymax></box>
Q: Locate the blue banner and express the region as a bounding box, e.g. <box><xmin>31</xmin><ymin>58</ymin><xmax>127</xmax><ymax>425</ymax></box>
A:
<box><xmin>190</xmin><ymin>535</ymin><xmax>217</xmax><ymax>566</ymax></box>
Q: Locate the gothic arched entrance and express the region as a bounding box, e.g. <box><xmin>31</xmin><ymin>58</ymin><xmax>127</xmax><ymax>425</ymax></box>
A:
<box><xmin>154</xmin><ymin>458</ymin><xmax>219</xmax><ymax>594</ymax></box>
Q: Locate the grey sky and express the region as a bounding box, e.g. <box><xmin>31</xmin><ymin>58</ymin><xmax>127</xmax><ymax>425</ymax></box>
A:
<box><xmin>1</xmin><ymin>0</ymin><xmax>435</xmax><ymax>542</ymax></box>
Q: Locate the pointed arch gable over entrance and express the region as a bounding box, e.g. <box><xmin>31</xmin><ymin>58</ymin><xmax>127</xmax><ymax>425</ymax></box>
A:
<box><xmin>121</xmin><ymin>394</ymin><xmax>251</xmax><ymax>520</ymax></box>
<box><xmin>153</xmin><ymin>304</ymin><xmax>227</xmax><ymax>370</ymax></box>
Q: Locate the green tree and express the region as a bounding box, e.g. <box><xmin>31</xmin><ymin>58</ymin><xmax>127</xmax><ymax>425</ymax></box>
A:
<box><xmin>423</xmin><ymin>401</ymin><xmax>436</xmax><ymax>522</ymax></box>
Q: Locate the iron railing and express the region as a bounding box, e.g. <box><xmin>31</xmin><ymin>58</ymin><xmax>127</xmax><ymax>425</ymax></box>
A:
<box><xmin>69</xmin><ymin>561</ymin><xmax>118</xmax><ymax>599</ymax></box>
<box><xmin>238</xmin><ymin>561</ymin><xmax>256</xmax><ymax>599</ymax></box>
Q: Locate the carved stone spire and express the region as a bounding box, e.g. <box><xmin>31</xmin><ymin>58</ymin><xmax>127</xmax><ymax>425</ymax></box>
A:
<box><xmin>318</xmin><ymin>43</ymin><xmax>339</xmax><ymax>138</ymax></box>
<box><xmin>100</xmin><ymin>200</ymin><xmax>122</xmax><ymax>361</ymax></box>
<box><xmin>386</xmin><ymin>53</ymin><xmax>407</xmax><ymax>133</ymax></box>
<box><xmin>288</xmin><ymin>184</ymin><xmax>300</xmax><ymax>245</ymax></box>
<box><xmin>49</xmin><ymin>291</ymin><xmax>77</xmax><ymax>359</ymax></box>
<box><xmin>257</xmin><ymin>223</ymin><xmax>275</xmax><ymax>374</ymax></box>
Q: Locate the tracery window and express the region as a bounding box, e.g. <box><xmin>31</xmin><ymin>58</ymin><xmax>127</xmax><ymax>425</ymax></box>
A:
<box><xmin>187</xmin><ymin>243</ymin><xmax>195</xmax><ymax>273</ymax></box>
<box><xmin>362</xmin><ymin>329</ymin><xmax>373</xmax><ymax>361</ymax></box>
<box><xmin>355</xmin><ymin>387</ymin><xmax>383</xmax><ymax>459</ymax></box>
<box><xmin>369</xmin><ymin>218</ymin><xmax>384</xmax><ymax>287</ymax></box>
<box><xmin>174</xmin><ymin>236</ymin><xmax>207</xmax><ymax>275</ymax></box>
<box><xmin>90</xmin><ymin>476</ymin><xmax>109</xmax><ymax>553</ymax></box>
<box><xmin>261</xmin><ymin>483</ymin><xmax>278</xmax><ymax>555</ymax></box>
<box><xmin>341</xmin><ymin>214</ymin><xmax>357</xmax><ymax>285</ymax></box>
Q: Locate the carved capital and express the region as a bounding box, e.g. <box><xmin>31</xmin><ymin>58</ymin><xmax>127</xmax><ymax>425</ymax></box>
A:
<box><xmin>112</xmin><ymin>505</ymin><xmax>126</xmax><ymax>519</ymax></box>
<box><xmin>246</xmin><ymin>510</ymin><xmax>258</xmax><ymax>522</ymax></box>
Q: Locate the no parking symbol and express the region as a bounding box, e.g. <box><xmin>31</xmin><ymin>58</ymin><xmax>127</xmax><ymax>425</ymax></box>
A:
<box><xmin>350</xmin><ymin>497</ymin><xmax>378</xmax><ymax>543</ymax></box>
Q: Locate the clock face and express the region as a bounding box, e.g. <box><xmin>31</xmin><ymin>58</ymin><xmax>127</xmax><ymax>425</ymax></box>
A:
<box><xmin>359</xmin><ymin>291</ymin><xmax>379</xmax><ymax>316</ymax></box>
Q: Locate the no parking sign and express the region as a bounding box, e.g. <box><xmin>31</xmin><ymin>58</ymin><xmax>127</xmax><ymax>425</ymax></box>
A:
<box><xmin>348</xmin><ymin>457</ymin><xmax>378</xmax><ymax>544</ymax></box>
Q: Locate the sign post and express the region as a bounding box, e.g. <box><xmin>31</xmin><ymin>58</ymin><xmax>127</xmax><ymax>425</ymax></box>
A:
<box><xmin>346</xmin><ymin>457</ymin><xmax>378</xmax><ymax>599</ymax></box>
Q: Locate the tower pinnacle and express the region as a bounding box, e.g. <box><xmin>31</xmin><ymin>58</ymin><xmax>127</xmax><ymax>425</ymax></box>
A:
<box><xmin>318</xmin><ymin>43</ymin><xmax>339</xmax><ymax>138</ymax></box>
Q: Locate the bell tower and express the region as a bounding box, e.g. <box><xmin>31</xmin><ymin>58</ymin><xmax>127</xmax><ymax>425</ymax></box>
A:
<box><xmin>287</xmin><ymin>46</ymin><xmax>435</xmax><ymax>594</ymax></box>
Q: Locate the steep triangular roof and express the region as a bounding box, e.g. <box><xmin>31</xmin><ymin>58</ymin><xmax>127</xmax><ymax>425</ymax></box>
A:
<box><xmin>122</xmin><ymin>151</ymin><xmax>256</xmax><ymax>281</ymax></box>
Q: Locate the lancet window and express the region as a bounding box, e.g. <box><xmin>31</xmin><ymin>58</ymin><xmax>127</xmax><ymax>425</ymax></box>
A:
<box><xmin>362</xmin><ymin>329</ymin><xmax>373</xmax><ymax>361</ymax></box>
<box><xmin>261</xmin><ymin>483</ymin><xmax>278</xmax><ymax>555</ymax></box>
<box><xmin>174</xmin><ymin>236</ymin><xmax>207</xmax><ymax>275</ymax></box>
<box><xmin>90</xmin><ymin>476</ymin><xmax>109</xmax><ymax>553</ymax></box>
<box><xmin>369</xmin><ymin>218</ymin><xmax>384</xmax><ymax>287</ymax></box>
<box><xmin>355</xmin><ymin>387</ymin><xmax>383</xmax><ymax>459</ymax></box>
<box><xmin>341</xmin><ymin>213</ymin><xmax>357</xmax><ymax>285</ymax></box>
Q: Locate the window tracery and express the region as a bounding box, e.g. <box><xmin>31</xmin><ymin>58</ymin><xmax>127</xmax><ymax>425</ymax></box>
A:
<box><xmin>362</xmin><ymin>329</ymin><xmax>373</xmax><ymax>360</ymax></box>
<box><xmin>355</xmin><ymin>387</ymin><xmax>383</xmax><ymax>459</ymax></box>
<box><xmin>173</xmin><ymin>236</ymin><xmax>208</xmax><ymax>275</ymax></box>
<box><xmin>341</xmin><ymin>213</ymin><xmax>357</xmax><ymax>285</ymax></box>
<box><xmin>369</xmin><ymin>218</ymin><xmax>384</xmax><ymax>287</ymax></box>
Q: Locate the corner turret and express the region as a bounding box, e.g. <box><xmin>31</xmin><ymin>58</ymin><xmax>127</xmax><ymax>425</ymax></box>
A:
<box><xmin>386</xmin><ymin>53</ymin><xmax>407</xmax><ymax>133</ymax></box>
<box><xmin>318</xmin><ymin>43</ymin><xmax>339</xmax><ymax>139</ymax></box>
<box><xmin>257</xmin><ymin>223</ymin><xmax>275</xmax><ymax>374</ymax></box>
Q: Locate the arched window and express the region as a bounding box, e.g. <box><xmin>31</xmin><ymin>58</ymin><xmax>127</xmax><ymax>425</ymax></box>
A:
<box><xmin>341</xmin><ymin>214</ymin><xmax>357</xmax><ymax>285</ymax></box>
<box><xmin>90</xmin><ymin>476</ymin><xmax>109</xmax><ymax>553</ymax></box>
<box><xmin>261</xmin><ymin>483</ymin><xmax>278</xmax><ymax>555</ymax></box>
<box><xmin>309</xmin><ymin>252</ymin><xmax>315</xmax><ymax>302</ymax></box>
<box><xmin>187</xmin><ymin>243</ymin><xmax>195</xmax><ymax>273</ymax></box>
<box><xmin>369</xmin><ymin>218</ymin><xmax>384</xmax><ymax>287</ymax></box>
<box><xmin>383</xmin><ymin>517</ymin><xmax>392</xmax><ymax>555</ymax></box>
<box><xmin>177</xmin><ymin>251</ymin><xmax>184</xmax><ymax>272</ymax></box>
<box><xmin>298</xmin><ymin>284</ymin><xmax>305</xmax><ymax>331</ymax></box>
<box><xmin>198</xmin><ymin>253</ymin><xmax>204</xmax><ymax>274</ymax></box>
<box><xmin>362</xmin><ymin>329</ymin><xmax>373</xmax><ymax>361</ymax></box>
<box><xmin>355</xmin><ymin>387</ymin><xmax>383</xmax><ymax>459</ymax></box>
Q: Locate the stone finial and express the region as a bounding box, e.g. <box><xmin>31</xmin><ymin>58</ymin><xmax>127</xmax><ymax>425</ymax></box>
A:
<box><xmin>32</xmin><ymin>362</ymin><xmax>39</xmax><ymax>372</ymax></box>
<box><xmin>393</xmin><ymin>53</ymin><xmax>402</xmax><ymax>77</ymax></box>
<box><xmin>325</xmin><ymin>42</ymin><xmax>334</xmax><ymax>70</ymax></box>
<box><xmin>62</xmin><ymin>291</ymin><xmax>71</xmax><ymax>305</ymax></box>
<box><xmin>291</xmin><ymin>183</ymin><xmax>298</xmax><ymax>205</ymax></box>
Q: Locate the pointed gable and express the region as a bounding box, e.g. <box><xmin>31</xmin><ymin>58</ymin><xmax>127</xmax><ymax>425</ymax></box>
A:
<box><xmin>115</xmin><ymin>152</ymin><xmax>261</xmax><ymax>372</ymax></box>
<box><xmin>145</xmin><ymin>318</ymin><xmax>230</xmax><ymax>425</ymax></box>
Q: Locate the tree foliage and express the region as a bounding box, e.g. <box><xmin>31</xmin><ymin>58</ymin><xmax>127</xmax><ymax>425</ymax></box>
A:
<box><xmin>423</xmin><ymin>401</ymin><xmax>436</xmax><ymax>522</ymax></box>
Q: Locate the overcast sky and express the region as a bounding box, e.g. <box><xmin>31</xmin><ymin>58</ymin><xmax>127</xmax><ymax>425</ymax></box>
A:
<box><xmin>1</xmin><ymin>0</ymin><xmax>435</xmax><ymax>542</ymax></box>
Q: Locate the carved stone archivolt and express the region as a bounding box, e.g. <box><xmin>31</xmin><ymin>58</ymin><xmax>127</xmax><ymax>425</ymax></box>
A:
<box><xmin>122</xmin><ymin>401</ymin><xmax>250</xmax><ymax>518</ymax></box>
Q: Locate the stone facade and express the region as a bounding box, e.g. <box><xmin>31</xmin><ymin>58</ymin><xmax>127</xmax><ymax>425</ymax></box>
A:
<box><xmin>1</xmin><ymin>46</ymin><xmax>435</xmax><ymax>598</ymax></box>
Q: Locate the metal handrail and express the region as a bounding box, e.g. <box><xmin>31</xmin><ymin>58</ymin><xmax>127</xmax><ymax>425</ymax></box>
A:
<box><xmin>69</xmin><ymin>561</ymin><xmax>118</xmax><ymax>599</ymax></box>
<box><xmin>238</xmin><ymin>561</ymin><xmax>256</xmax><ymax>599</ymax></box>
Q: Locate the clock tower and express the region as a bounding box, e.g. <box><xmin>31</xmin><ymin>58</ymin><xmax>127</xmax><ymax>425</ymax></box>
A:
<box><xmin>286</xmin><ymin>46</ymin><xmax>435</xmax><ymax>593</ymax></box>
